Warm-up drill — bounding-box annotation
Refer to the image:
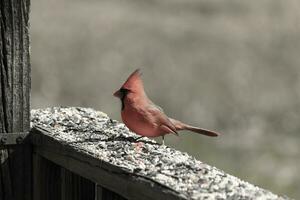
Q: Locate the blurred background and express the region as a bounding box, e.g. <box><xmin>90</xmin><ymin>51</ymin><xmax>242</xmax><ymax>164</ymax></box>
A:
<box><xmin>31</xmin><ymin>0</ymin><xmax>300</xmax><ymax>198</ymax></box>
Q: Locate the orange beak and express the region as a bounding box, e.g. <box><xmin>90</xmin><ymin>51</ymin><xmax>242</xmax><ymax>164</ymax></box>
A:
<box><xmin>113</xmin><ymin>89</ymin><xmax>121</xmax><ymax>98</ymax></box>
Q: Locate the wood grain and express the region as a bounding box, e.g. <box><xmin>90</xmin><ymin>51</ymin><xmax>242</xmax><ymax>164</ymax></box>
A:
<box><xmin>0</xmin><ymin>0</ymin><xmax>31</xmax><ymax>199</ymax></box>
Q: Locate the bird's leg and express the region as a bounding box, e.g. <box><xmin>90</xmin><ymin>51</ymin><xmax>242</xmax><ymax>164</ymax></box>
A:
<box><xmin>134</xmin><ymin>142</ymin><xmax>143</xmax><ymax>151</ymax></box>
<box><xmin>162</xmin><ymin>135</ymin><xmax>165</xmax><ymax>145</ymax></box>
<box><xmin>133</xmin><ymin>136</ymin><xmax>145</xmax><ymax>151</ymax></box>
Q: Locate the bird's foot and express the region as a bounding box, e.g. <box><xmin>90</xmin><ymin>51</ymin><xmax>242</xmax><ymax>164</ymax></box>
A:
<box><xmin>133</xmin><ymin>142</ymin><xmax>143</xmax><ymax>151</ymax></box>
<box><xmin>135</xmin><ymin>136</ymin><xmax>145</xmax><ymax>141</ymax></box>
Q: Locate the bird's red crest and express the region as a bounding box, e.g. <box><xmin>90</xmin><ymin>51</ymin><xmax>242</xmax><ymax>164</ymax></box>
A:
<box><xmin>121</xmin><ymin>69</ymin><xmax>144</xmax><ymax>92</ymax></box>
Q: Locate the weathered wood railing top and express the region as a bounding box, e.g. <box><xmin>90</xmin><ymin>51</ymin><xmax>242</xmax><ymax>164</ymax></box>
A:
<box><xmin>30</xmin><ymin>107</ymin><xmax>287</xmax><ymax>200</ymax></box>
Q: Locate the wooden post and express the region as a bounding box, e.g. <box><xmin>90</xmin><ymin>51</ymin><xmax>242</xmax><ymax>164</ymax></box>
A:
<box><xmin>0</xmin><ymin>0</ymin><xmax>31</xmax><ymax>200</ymax></box>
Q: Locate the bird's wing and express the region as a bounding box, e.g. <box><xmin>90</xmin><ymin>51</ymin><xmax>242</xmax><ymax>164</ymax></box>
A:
<box><xmin>146</xmin><ymin>104</ymin><xmax>178</xmax><ymax>135</ymax></box>
<box><xmin>160</xmin><ymin>124</ymin><xmax>178</xmax><ymax>135</ymax></box>
<box><xmin>170</xmin><ymin>118</ymin><xmax>219</xmax><ymax>137</ymax></box>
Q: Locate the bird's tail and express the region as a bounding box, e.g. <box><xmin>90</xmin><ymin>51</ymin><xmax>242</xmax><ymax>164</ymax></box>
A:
<box><xmin>169</xmin><ymin>118</ymin><xmax>220</xmax><ymax>137</ymax></box>
<box><xmin>184</xmin><ymin>125</ymin><xmax>219</xmax><ymax>137</ymax></box>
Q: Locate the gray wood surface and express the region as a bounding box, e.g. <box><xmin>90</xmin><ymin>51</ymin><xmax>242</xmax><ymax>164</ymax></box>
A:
<box><xmin>0</xmin><ymin>0</ymin><xmax>31</xmax><ymax>199</ymax></box>
<box><xmin>96</xmin><ymin>184</ymin><xmax>126</xmax><ymax>200</ymax></box>
<box><xmin>33</xmin><ymin>153</ymin><xmax>61</xmax><ymax>200</ymax></box>
<box><xmin>61</xmin><ymin>167</ymin><xmax>95</xmax><ymax>200</ymax></box>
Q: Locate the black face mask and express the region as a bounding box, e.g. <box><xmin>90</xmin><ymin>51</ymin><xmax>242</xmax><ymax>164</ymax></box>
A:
<box><xmin>119</xmin><ymin>88</ymin><xmax>130</xmax><ymax>110</ymax></box>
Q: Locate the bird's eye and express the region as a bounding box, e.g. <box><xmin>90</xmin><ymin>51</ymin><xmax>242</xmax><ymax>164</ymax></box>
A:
<box><xmin>120</xmin><ymin>88</ymin><xmax>130</xmax><ymax>94</ymax></box>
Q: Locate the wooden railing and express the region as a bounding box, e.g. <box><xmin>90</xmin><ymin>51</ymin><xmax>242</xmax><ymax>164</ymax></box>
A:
<box><xmin>29</xmin><ymin>107</ymin><xmax>287</xmax><ymax>200</ymax></box>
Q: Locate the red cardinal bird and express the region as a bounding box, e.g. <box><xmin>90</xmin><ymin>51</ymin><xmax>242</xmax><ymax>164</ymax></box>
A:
<box><xmin>114</xmin><ymin>69</ymin><xmax>219</xmax><ymax>144</ymax></box>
